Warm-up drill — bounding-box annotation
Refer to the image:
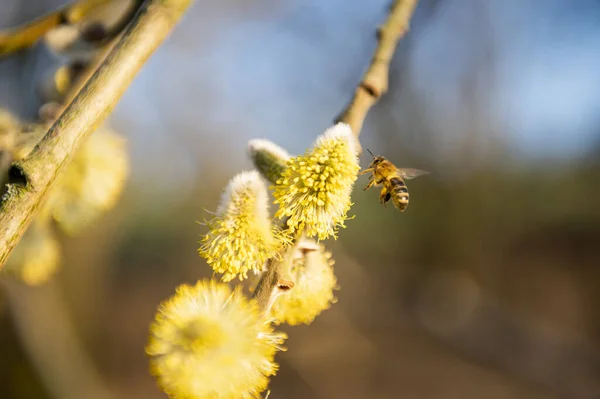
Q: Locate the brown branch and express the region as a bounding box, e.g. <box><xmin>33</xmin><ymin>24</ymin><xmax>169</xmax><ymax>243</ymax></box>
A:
<box><xmin>103</xmin><ymin>0</ymin><xmax>147</xmax><ymax>41</ymax></box>
<box><xmin>252</xmin><ymin>0</ymin><xmax>419</xmax><ymax>311</ymax></box>
<box><xmin>252</xmin><ymin>246</ymin><xmax>295</xmax><ymax>313</ymax></box>
<box><xmin>336</xmin><ymin>0</ymin><xmax>419</xmax><ymax>152</ymax></box>
<box><xmin>0</xmin><ymin>0</ymin><xmax>113</xmax><ymax>58</ymax></box>
<box><xmin>252</xmin><ymin>258</ymin><xmax>287</xmax><ymax>313</ymax></box>
<box><xmin>0</xmin><ymin>0</ymin><xmax>194</xmax><ymax>270</ymax></box>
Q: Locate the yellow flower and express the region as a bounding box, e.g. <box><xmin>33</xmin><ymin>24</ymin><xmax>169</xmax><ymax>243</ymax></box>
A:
<box><xmin>3</xmin><ymin>219</ymin><xmax>60</xmax><ymax>286</ymax></box>
<box><xmin>12</xmin><ymin>126</ymin><xmax>129</xmax><ymax>235</ymax></box>
<box><xmin>273</xmin><ymin>123</ymin><xmax>360</xmax><ymax>240</ymax></box>
<box><xmin>199</xmin><ymin>171</ymin><xmax>288</xmax><ymax>282</ymax></box>
<box><xmin>147</xmin><ymin>280</ymin><xmax>286</xmax><ymax>399</ymax></box>
<box><xmin>47</xmin><ymin>127</ymin><xmax>128</xmax><ymax>234</ymax></box>
<box><xmin>270</xmin><ymin>238</ymin><xmax>338</xmax><ymax>325</ymax></box>
<box><xmin>248</xmin><ymin>139</ymin><xmax>291</xmax><ymax>184</ymax></box>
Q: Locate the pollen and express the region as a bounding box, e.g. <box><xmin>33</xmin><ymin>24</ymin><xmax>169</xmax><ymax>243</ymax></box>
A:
<box><xmin>270</xmin><ymin>238</ymin><xmax>338</xmax><ymax>325</ymax></box>
<box><xmin>272</xmin><ymin>123</ymin><xmax>360</xmax><ymax>240</ymax></box>
<box><xmin>147</xmin><ymin>280</ymin><xmax>286</xmax><ymax>399</ymax></box>
<box><xmin>199</xmin><ymin>171</ymin><xmax>288</xmax><ymax>282</ymax></box>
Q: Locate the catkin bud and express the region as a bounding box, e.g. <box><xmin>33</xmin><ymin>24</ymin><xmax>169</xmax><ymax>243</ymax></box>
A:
<box><xmin>248</xmin><ymin>139</ymin><xmax>291</xmax><ymax>184</ymax></box>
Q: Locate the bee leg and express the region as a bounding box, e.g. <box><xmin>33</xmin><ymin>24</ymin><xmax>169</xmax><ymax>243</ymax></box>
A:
<box><xmin>379</xmin><ymin>187</ymin><xmax>390</xmax><ymax>206</ymax></box>
<box><xmin>359</xmin><ymin>168</ymin><xmax>374</xmax><ymax>176</ymax></box>
<box><xmin>363</xmin><ymin>178</ymin><xmax>376</xmax><ymax>191</ymax></box>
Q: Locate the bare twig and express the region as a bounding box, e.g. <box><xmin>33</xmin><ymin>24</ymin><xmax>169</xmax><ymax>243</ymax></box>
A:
<box><xmin>252</xmin><ymin>246</ymin><xmax>295</xmax><ymax>313</ymax></box>
<box><xmin>336</xmin><ymin>0</ymin><xmax>419</xmax><ymax>151</ymax></box>
<box><xmin>252</xmin><ymin>0</ymin><xmax>419</xmax><ymax>311</ymax></box>
<box><xmin>0</xmin><ymin>0</ymin><xmax>113</xmax><ymax>58</ymax></box>
<box><xmin>0</xmin><ymin>0</ymin><xmax>194</xmax><ymax>269</ymax></box>
<box><xmin>252</xmin><ymin>258</ymin><xmax>288</xmax><ymax>314</ymax></box>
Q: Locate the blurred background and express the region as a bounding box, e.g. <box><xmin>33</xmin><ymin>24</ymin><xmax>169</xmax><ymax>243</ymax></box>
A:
<box><xmin>1</xmin><ymin>0</ymin><xmax>600</xmax><ymax>398</ymax></box>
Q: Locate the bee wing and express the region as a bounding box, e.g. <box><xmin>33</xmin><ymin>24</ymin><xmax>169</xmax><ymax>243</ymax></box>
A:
<box><xmin>397</xmin><ymin>168</ymin><xmax>430</xmax><ymax>180</ymax></box>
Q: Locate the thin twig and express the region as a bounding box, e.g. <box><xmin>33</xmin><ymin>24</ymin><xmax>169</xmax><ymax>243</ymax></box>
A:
<box><xmin>252</xmin><ymin>246</ymin><xmax>296</xmax><ymax>313</ymax></box>
<box><xmin>0</xmin><ymin>0</ymin><xmax>194</xmax><ymax>269</ymax></box>
<box><xmin>336</xmin><ymin>0</ymin><xmax>419</xmax><ymax>152</ymax></box>
<box><xmin>252</xmin><ymin>0</ymin><xmax>419</xmax><ymax>311</ymax></box>
<box><xmin>0</xmin><ymin>0</ymin><xmax>113</xmax><ymax>58</ymax></box>
<box><xmin>252</xmin><ymin>258</ymin><xmax>287</xmax><ymax>313</ymax></box>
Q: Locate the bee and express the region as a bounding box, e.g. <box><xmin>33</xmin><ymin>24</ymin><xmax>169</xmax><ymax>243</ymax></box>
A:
<box><xmin>360</xmin><ymin>150</ymin><xmax>429</xmax><ymax>211</ymax></box>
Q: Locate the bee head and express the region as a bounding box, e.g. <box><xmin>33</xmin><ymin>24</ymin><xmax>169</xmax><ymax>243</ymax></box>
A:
<box><xmin>366</xmin><ymin>149</ymin><xmax>385</xmax><ymax>166</ymax></box>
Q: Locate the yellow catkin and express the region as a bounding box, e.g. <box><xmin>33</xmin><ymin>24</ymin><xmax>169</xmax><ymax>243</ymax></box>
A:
<box><xmin>147</xmin><ymin>280</ymin><xmax>286</xmax><ymax>399</ymax></box>
<box><xmin>270</xmin><ymin>238</ymin><xmax>338</xmax><ymax>325</ymax></box>
<box><xmin>47</xmin><ymin>127</ymin><xmax>129</xmax><ymax>234</ymax></box>
<box><xmin>199</xmin><ymin>171</ymin><xmax>289</xmax><ymax>281</ymax></box>
<box><xmin>12</xmin><ymin>126</ymin><xmax>129</xmax><ymax>235</ymax></box>
<box><xmin>273</xmin><ymin>123</ymin><xmax>360</xmax><ymax>240</ymax></box>
<box><xmin>3</xmin><ymin>220</ymin><xmax>60</xmax><ymax>285</ymax></box>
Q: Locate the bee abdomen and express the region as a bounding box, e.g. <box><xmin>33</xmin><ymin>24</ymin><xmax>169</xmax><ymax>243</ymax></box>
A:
<box><xmin>390</xmin><ymin>177</ymin><xmax>409</xmax><ymax>211</ymax></box>
<box><xmin>390</xmin><ymin>177</ymin><xmax>408</xmax><ymax>195</ymax></box>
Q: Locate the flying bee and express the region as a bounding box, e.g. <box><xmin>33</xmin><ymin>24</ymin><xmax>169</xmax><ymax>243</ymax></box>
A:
<box><xmin>360</xmin><ymin>150</ymin><xmax>429</xmax><ymax>211</ymax></box>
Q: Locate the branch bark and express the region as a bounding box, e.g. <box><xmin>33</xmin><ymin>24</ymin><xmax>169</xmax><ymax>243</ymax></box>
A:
<box><xmin>252</xmin><ymin>0</ymin><xmax>419</xmax><ymax>311</ymax></box>
<box><xmin>336</xmin><ymin>0</ymin><xmax>419</xmax><ymax>151</ymax></box>
<box><xmin>252</xmin><ymin>246</ymin><xmax>295</xmax><ymax>314</ymax></box>
<box><xmin>0</xmin><ymin>0</ymin><xmax>194</xmax><ymax>269</ymax></box>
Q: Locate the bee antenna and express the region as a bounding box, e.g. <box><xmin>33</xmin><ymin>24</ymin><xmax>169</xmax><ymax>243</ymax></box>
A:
<box><xmin>366</xmin><ymin>149</ymin><xmax>375</xmax><ymax>157</ymax></box>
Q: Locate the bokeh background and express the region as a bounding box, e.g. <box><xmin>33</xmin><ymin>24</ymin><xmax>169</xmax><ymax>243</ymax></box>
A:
<box><xmin>1</xmin><ymin>0</ymin><xmax>600</xmax><ymax>398</ymax></box>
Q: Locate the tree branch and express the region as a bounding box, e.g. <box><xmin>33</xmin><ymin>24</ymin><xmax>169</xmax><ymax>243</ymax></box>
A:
<box><xmin>0</xmin><ymin>0</ymin><xmax>194</xmax><ymax>269</ymax></box>
<box><xmin>252</xmin><ymin>0</ymin><xmax>419</xmax><ymax>311</ymax></box>
<box><xmin>252</xmin><ymin>246</ymin><xmax>295</xmax><ymax>314</ymax></box>
<box><xmin>336</xmin><ymin>0</ymin><xmax>419</xmax><ymax>151</ymax></box>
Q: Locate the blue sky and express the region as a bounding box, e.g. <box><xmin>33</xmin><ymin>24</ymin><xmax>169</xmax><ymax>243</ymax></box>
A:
<box><xmin>105</xmin><ymin>0</ymin><xmax>600</xmax><ymax>190</ymax></box>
